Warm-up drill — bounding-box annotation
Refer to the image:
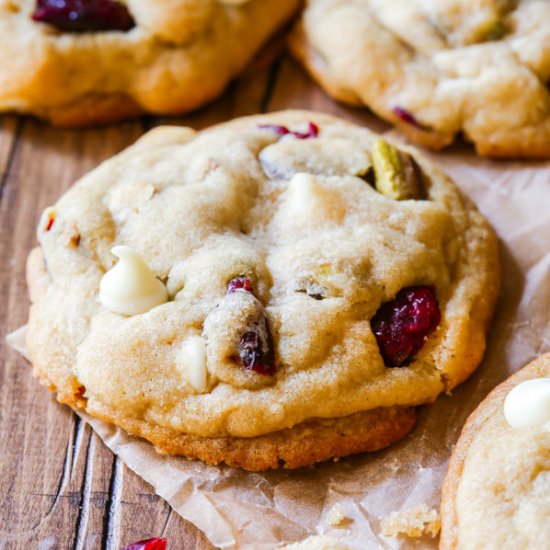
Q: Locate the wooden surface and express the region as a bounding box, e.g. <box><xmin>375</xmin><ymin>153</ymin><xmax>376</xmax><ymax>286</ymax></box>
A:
<box><xmin>0</xmin><ymin>51</ymin><xmax>391</xmax><ymax>550</ymax></box>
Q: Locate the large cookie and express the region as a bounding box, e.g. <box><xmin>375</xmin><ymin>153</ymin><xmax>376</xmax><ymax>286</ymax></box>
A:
<box><xmin>26</xmin><ymin>110</ymin><xmax>499</xmax><ymax>470</ymax></box>
<box><xmin>289</xmin><ymin>0</ymin><xmax>550</xmax><ymax>158</ymax></box>
<box><xmin>440</xmin><ymin>354</ymin><xmax>550</xmax><ymax>549</ymax></box>
<box><xmin>0</xmin><ymin>0</ymin><xmax>298</xmax><ymax>125</ymax></box>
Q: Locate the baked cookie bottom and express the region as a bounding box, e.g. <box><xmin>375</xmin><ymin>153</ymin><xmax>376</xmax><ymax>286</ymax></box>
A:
<box><xmin>33</xmin><ymin>365</ymin><xmax>416</xmax><ymax>472</ymax></box>
<box><xmin>67</xmin><ymin>385</ymin><xmax>416</xmax><ymax>471</ymax></box>
<box><xmin>440</xmin><ymin>354</ymin><xmax>550</xmax><ymax>549</ymax></box>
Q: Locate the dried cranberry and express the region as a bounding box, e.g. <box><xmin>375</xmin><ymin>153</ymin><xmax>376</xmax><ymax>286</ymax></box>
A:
<box><xmin>45</xmin><ymin>212</ymin><xmax>55</xmax><ymax>231</ymax></box>
<box><xmin>371</xmin><ymin>286</ymin><xmax>440</xmax><ymax>368</ymax></box>
<box><xmin>392</xmin><ymin>107</ymin><xmax>429</xmax><ymax>131</ymax></box>
<box><xmin>32</xmin><ymin>0</ymin><xmax>135</xmax><ymax>32</ymax></box>
<box><xmin>259</xmin><ymin>124</ymin><xmax>290</xmax><ymax>137</ymax></box>
<box><xmin>239</xmin><ymin>323</ymin><xmax>276</xmax><ymax>376</ymax></box>
<box><xmin>227</xmin><ymin>277</ymin><xmax>253</xmax><ymax>294</ymax></box>
<box><xmin>294</xmin><ymin>122</ymin><xmax>319</xmax><ymax>139</ymax></box>
<box><xmin>121</xmin><ymin>538</ymin><xmax>167</xmax><ymax>550</ymax></box>
<box><xmin>259</xmin><ymin>122</ymin><xmax>319</xmax><ymax>140</ymax></box>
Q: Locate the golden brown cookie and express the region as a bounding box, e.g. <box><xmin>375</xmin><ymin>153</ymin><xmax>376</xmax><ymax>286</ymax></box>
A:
<box><xmin>26</xmin><ymin>111</ymin><xmax>499</xmax><ymax>470</ymax></box>
<box><xmin>289</xmin><ymin>0</ymin><xmax>550</xmax><ymax>158</ymax></box>
<box><xmin>0</xmin><ymin>0</ymin><xmax>298</xmax><ymax>126</ymax></box>
<box><xmin>440</xmin><ymin>353</ymin><xmax>550</xmax><ymax>549</ymax></box>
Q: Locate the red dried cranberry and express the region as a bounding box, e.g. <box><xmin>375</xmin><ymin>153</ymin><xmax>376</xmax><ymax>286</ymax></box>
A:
<box><xmin>227</xmin><ymin>277</ymin><xmax>253</xmax><ymax>294</ymax></box>
<box><xmin>294</xmin><ymin>122</ymin><xmax>319</xmax><ymax>139</ymax></box>
<box><xmin>121</xmin><ymin>538</ymin><xmax>167</xmax><ymax>550</ymax></box>
<box><xmin>45</xmin><ymin>212</ymin><xmax>55</xmax><ymax>231</ymax></box>
<box><xmin>392</xmin><ymin>107</ymin><xmax>429</xmax><ymax>131</ymax></box>
<box><xmin>32</xmin><ymin>0</ymin><xmax>135</xmax><ymax>32</ymax></box>
<box><xmin>259</xmin><ymin>124</ymin><xmax>290</xmax><ymax>137</ymax></box>
<box><xmin>239</xmin><ymin>322</ymin><xmax>276</xmax><ymax>376</ymax></box>
<box><xmin>259</xmin><ymin>122</ymin><xmax>319</xmax><ymax>140</ymax></box>
<box><xmin>371</xmin><ymin>286</ymin><xmax>440</xmax><ymax>368</ymax></box>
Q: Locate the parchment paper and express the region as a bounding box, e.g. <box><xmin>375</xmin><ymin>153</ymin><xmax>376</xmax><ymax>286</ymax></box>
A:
<box><xmin>8</xmin><ymin>144</ymin><xmax>550</xmax><ymax>549</ymax></box>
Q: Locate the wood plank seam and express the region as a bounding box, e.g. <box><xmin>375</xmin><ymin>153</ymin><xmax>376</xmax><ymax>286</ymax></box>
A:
<box><xmin>73</xmin><ymin>429</ymin><xmax>93</xmax><ymax>550</ymax></box>
<box><xmin>0</xmin><ymin>117</ymin><xmax>23</xmax><ymax>205</ymax></box>
<box><xmin>260</xmin><ymin>57</ymin><xmax>283</xmax><ymax>113</ymax></box>
<box><xmin>102</xmin><ymin>455</ymin><xmax>123</xmax><ymax>550</ymax></box>
<box><xmin>32</xmin><ymin>415</ymin><xmax>77</xmax><ymax>533</ymax></box>
<box><xmin>160</xmin><ymin>507</ymin><xmax>172</xmax><ymax>538</ymax></box>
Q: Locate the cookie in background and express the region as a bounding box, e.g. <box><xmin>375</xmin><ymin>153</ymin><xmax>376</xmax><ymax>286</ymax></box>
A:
<box><xmin>0</xmin><ymin>0</ymin><xmax>299</xmax><ymax>125</ymax></box>
<box><xmin>289</xmin><ymin>0</ymin><xmax>550</xmax><ymax>158</ymax></box>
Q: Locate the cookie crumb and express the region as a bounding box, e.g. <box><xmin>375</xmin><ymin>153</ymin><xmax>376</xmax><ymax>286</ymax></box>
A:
<box><xmin>325</xmin><ymin>503</ymin><xmax>349</xmax><ymax>527</ymax></box>
<box><xmin>380</xmin><ymin>503</ymin><xmax>440</xmax><ymax>538</ymax></box>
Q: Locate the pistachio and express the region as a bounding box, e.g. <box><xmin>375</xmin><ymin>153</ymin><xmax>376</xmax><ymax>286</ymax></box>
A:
<box><xmin>295</xmin><ymin>264</ymin><xmax>342</xmax><ymax>300</ymax></box>
<box><xmin>484</xmin><ymin>20</ymin><xmax>507</xmax><ymax>41</ymax></box>
<box><xmin>372</xmin><ymin>139</ymin><xmax>425</xmax><ymax>200</ymax></box>
<box><xmin>295</xmin><ymin>277</ymin><xmax>327</xmax><ymax>300</ymax></box>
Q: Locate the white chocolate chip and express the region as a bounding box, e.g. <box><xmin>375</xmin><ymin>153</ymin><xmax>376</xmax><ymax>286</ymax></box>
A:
<box><xmin>503</xmin><ymin>378</ymin><xmax>550</xmax><ymax>428</ymax></box>
<box><xmin>181</xmin><ymin>336</ymin><xmax>207</xmax><ymax>392</ymax></box>
<box><xmin>99</xmin><ymin>246</ymin><xmax>167</xmax><ymax>316</ymax></box>
<box><xmin>286</xmin><ymin>173</ymin><xmax>345</xmax><ymax>223</ymax></box>
<box><xmin>288</xmin><ymin>172</ymin><xmax>319</xmax><ymax>214</ymax></box>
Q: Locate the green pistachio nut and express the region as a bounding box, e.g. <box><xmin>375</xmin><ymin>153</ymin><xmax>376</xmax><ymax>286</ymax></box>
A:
<box><xmin>372</xmin><ymin>139</ymin><xmax>425</xmax><ymax>200</ymax></box>
<box><xmin>483</xmin><ymin>19</ymin><xmax>506</xmax><ymax>41</ymax></box>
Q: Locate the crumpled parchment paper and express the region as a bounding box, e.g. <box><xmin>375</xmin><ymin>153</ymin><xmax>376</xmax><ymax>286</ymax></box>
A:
<box><xmin>8</xmin><ymin>143</ymin><xmax>550</xmax><ymax>549</ymax></box>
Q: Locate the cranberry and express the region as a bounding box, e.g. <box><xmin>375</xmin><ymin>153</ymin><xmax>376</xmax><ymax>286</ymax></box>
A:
<box><xmin>293</xmin><ymin>122</ymin><xmax>319</xmax><ymax>139</ymax></box>
<box><xmin>239</xmin><ymin>323</ymin><xmax>276</xmax><ymax>376</ymax></box>
<box><xmin>371</xmin><ymin>286</ymin><xmax>440</xmax><ymax>368</ymax></box>
<box><xmin>45</xmin><ymin>211</ymin><xmax>55</xmax><ymax>231</ymax></box>
<box><xmin>392</xmin><ymin>107</ymin><xmax>429</xmax><ymax>131</ymax></box>
<box><xmin>259</xmin><ymin>122</ymin><xmax>319</xmax><ymax>140</ymax></box>
<box><xmin>259</xmin><ymin>124</ymin><xmax>290</xmax><ymax>137</ymax></box>
<box><xmin>32</xmin><ymin>0</ymin><xmax>135</xmax><ymax>32</ymax></box>
<box><xmin>121</xmin><ymin>538</ymin><xmax>167</xmax><ymax>550</ymax></box>
<box><xmin>227</xmin><ymin>277</ymin><xmax>253</xmax><ymax>294</ymax></box>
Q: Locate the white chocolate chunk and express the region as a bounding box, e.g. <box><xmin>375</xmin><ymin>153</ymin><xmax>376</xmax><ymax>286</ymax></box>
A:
<box><xmin>181</xmin><ymin>336</ymin><xmax>207</xmax><ymax>392</ymax></box>
<box><xmin>504</xmin><ymin>378</ymin><xmax>550</xmax><ymax>428</ymax></box>
<box><xmin>285</xmin><ymin>172</ymin><xmax>345</xmax><ymax>222</ymax></box>
<box><xmin>99</xmin><ymin>246</ymin><xmax>167</xmax><ymax>316</ymax></box>
<box><xmin>288</xmin><ymin>172</ymin><xmax>319</xmax><ymax>213</ymax></box>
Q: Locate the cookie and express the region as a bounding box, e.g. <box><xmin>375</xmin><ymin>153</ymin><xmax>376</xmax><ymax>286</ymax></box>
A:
<box><xmin>440</xmin><ymin>353</ymin><xmax>550</xmax><ymax>549</ymax></box>
<box><xmin>26</xmin><ymin>110</ymin><xmax>499</xmax><ymax>470</ymax></box>
<box><xmin>289</xmin><ymin>0</ymin><xmax>550</xmax><ymax>158</ymax></box>
<box><xmin>0</xmin><ymin>0</ymin><xmax>298</xmax><ymax>126</ymax></box>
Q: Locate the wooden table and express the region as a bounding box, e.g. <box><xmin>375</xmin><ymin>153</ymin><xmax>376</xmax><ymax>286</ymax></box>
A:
<box><xmin>0</xmin><ymin>49</ymin><xmax>393</xmax><ymax>549</ymax></box>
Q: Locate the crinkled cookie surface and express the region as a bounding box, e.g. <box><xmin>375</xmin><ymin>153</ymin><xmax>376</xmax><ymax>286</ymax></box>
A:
<box><xmin>441</xmin><ymin>354</ymin><xmax>550</xmax><ymax>550</ymax></box>
<box><xmin>0</xmin><ymin>0</ymin><xmax>298</xmax><ymax>125</ymax></box>
<box><xmin>289</xmin><ymin>0</ymin><xmax>550</xmax><ymax>158</ymax></box>
<box><xmin>26</xmin><ymin>111</ymin><xmax>499</xmax><ymax>446</ymax></box>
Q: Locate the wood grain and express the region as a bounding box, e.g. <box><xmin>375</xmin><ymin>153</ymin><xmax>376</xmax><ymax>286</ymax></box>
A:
<box><xmin>0</xmin><ymin>49</ymin><xmax>390</xmax><ymax>549</ymax></box>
